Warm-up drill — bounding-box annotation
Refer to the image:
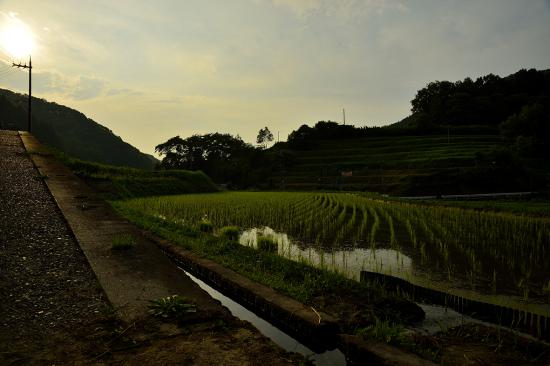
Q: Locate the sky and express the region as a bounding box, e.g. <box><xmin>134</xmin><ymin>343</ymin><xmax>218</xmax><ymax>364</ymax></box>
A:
<box><xmin>0</xmin><ymin>0</ymin><xmax>549</xmax><ymax>155</ymax></box>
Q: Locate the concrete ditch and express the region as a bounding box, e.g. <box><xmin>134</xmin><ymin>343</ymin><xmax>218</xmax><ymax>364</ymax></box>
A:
<box><xmin>145</xmin><ymin>231</ymin><xmax>436</xmax><ymax>365</ymax></box>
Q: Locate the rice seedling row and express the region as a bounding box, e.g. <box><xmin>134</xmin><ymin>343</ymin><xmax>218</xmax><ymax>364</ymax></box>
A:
<box><xmin>118</xmin><ymin>192</ymin><xmax>550</xmax><ymax>301</ymax></box>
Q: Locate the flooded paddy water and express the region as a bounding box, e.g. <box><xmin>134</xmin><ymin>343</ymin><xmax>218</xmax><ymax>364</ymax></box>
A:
<box><xmin>118</xmin><ymin>191</ymin><xmax>550</xmax><ymax>337</ymax></box>
<box><xmin>240</xmin><ymin>226</ymin><xmax>550</xmax><ymax>335</ymax></box>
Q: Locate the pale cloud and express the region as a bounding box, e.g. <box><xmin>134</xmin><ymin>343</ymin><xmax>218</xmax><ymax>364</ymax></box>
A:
<box><xmin>0</xmin><ymin>0</ymin><xmax>549</xmax><ymax>156</ymax></box>
<box><xmin>272</xmin><ymin>0</ymin><xmax>407</xmax><ymax>18</ymax></box>
<box><xmin>271</xmin><ymin>0</ymin><xmax>321</xmax><ymax>16</ymax></box>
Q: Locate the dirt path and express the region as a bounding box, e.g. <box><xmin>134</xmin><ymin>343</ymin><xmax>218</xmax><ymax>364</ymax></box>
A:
<box><xmin>0</xmin><ymin>130</ymin><xmax>303</xmax><ymax>365</ymax></box>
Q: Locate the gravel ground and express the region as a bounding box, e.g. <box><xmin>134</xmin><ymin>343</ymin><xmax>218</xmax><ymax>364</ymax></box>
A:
<box><xmin>0</xmin><ymin>131</ymin><xmax>303</xmax><ymax>366</ymax></box>
<box><xmin>0</xmin><ymin>131</ymin><xmax>111</xmax><ymax>360</ymax></box>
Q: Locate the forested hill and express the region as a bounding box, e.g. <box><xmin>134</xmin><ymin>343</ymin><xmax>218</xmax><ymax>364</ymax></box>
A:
<box><xmin>396</xmin><ymin>68</ymin><xmax>550</xmax><ymax>129</ymax></box>
<box><xmin>0</xmin><ymin>88</ymin><xmax>156</xmax><ymax>170</ymax></box>
<box><xmin>274</xmin><ymin>68</ymin><xmax>550</xmax><ymax>194</ymax></box>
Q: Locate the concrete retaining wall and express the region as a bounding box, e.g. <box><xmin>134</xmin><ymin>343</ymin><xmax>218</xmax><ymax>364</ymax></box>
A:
<box><xmin>361</xmin><ymin>270</ymin><xmax>549</xmax><ymax>340</ymax></box>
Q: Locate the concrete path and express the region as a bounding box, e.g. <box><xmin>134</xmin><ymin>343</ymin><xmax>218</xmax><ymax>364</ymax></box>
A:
<box><xmin>19</xmin><ymin>131</ymin><xmax>222</xmax><ymax>323</ymax></box>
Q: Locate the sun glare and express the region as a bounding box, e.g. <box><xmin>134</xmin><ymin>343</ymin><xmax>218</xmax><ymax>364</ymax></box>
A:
<box><xmin>1</xmin><ymin>16</ymin><xmax>35</xmax><ymax>59</ymax></box>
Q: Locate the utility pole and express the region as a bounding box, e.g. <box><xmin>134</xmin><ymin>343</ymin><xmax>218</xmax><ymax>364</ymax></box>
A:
<box><xmin>343</xmin><ymin>108</ymin><xmax>346</xmax><ymax>125</ymax></box>
<box><xmin>12</xmin><ymin>56</ymin><xmax>32</xmax><ymax>133</ymax></box>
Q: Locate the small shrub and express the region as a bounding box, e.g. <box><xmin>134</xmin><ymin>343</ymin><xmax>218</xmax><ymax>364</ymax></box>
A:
<box><xmin>148</xmin><ymin>295</ymin><xmax>196</xmax><ymax>319</ymax></box>
<box><xmin>111</xmin><ymin>234</ymin><xmax>136</xmax><ymax>250</ymax></box>
<box><xmin>356</xmin><ymin>317</ymin><xmax>405</xmax><ymax>345</ymax></box>
<box><xmin>257</xmin><ymin>236</ymin><xmax>278</xmax><ymax>253</ymax></box>
<box><xmin>199</xmin><ymin>220</ymin><xmax>213</xmax><ymax>233</ymax></box>
<box><xmin>219</xmin><ymin>226</ymin><xmax>240</xmax><ymax>241</ymax></box>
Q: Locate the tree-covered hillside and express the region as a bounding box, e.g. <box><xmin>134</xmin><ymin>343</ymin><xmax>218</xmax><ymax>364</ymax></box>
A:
<box><xmin>406</xmin><ymin>68</ymin><xmax>550</xmax><ymax>128</ymax></box>
<box><xmin>0</xmin><ymin>89</ymin><xmax>156</xmax><ymax>170</ymax></box>
<box><xmin>273</xmin><ymin>69</ymin><xmax>550</xmax><ymax>194</ymax></box>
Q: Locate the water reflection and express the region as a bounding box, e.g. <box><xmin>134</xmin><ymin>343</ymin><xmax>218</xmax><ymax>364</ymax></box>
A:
<box><xmin>239</xmin><ymin>226</ymin><xmax>550</xmax><ymax>319</ymax></box>
<box><xmin>240</xmin><ymin>226</ymin><xmax>413</xmax><ymax>281</ymax></box>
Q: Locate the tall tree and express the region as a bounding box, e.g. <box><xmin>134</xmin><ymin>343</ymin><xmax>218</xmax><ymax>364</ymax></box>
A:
<box><xmin>256</xmin><ymin>126</ymin><xmax>274</xmax><ymax>149</ymax></box>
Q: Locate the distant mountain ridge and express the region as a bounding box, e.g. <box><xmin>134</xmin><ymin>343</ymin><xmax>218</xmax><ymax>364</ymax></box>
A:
<box><xmin>0</xmin><ymin>88</ymin><xmax>157</xmax><ymax>170</ymax></box>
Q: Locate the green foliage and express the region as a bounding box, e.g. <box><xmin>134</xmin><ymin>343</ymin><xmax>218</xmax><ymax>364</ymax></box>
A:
<box><xmin>356</xmin><ymin>317</ymin><xmax>405</xmax><ymax>345</ymax></box>
<box><xmin>148</xmin><ymin>295</ymin><xmax>197</xmax><ymax>319</ymax></box>
<box><xmin>219</xmin><ymin>226</ymin><xmax>240</xmax><ymax>241</ymax></box>
<box><xmin>256</xmin><ymin>126</ymin><xmax>274</xmax><ymax>148</ymax></box>
<box><xmin>111</xmin><ymin>234</ymin><xmax>136</xmax><ymax>250</ymax></box>
<box><xmin>410</xmin><ymin>69</ymin><xmax>550</xmax><ymax>127</ymax></box>
<box><xmin>155</xmin><ymin>133</ymin><xmax>259</xmax><ymax>186</ymax></box>
<box><xmin>48</xmin><ymin>147</ymin><xmax>218</xmax><ymax>199</ymax></box>
<box><xmin>111</xmin><ymin>202</ymin><xmax>384</xmax><ymax>305</ymax></box>
<box><xmin>199</xmin><ymin>219</ymin><xmax>214</xmax><ymax>233</ymax></box>
<box><xmin>257</xmin><ymin>236</ymin><xmax>278</xmax><ymax>253</ymax></box>
<box><xmin>501</xmin><ymin>101</ymin><xmax>550</xmax><ymax>156</ymax></box>
<box><xmin>115</xmin><ymin>191</ymin><xmax>550</xmax><ymax>299</ymax></box>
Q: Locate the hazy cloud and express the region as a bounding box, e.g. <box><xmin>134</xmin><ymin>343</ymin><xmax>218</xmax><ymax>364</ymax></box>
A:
<box><xmin>0</xmin><ymin>0</ymin><xmax>549</xmax><ymax>155</ymax></box>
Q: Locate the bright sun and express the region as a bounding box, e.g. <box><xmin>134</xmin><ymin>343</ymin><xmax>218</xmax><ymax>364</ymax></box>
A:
<box><xmin>1</xmin><ymin>17</ymin><xmax>35</xmax><ymax>59</ymax></box>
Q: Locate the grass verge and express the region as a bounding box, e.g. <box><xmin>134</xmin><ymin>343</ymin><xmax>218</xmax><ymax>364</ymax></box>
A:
<box><xmin>110</xmin><ymin>202</ymin><xmax>424</xmax><ymax>330</ymax></box>
<box><xmin>32</xmin><ymin>145</ymin><xmax>218</xmax><ymax>199</ymax></box>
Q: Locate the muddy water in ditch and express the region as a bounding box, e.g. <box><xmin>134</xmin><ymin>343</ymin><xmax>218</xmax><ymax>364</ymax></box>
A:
<box><xmin>180</xmin><ymin>269</ymin><xmax>347</xmax><ymax>366</ymax></box>
<box><xmin>240</xmin><ymin>227</ymin><xmax>550</xmax><ymax>322</ymax></box>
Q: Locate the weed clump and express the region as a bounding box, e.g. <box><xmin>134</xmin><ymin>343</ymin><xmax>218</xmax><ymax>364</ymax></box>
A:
<box><xmin>356</xmin><ymin>317</ymin><xmax>405</xmax><ymax>345</ymax></box>
<box><xmin>257</xmin><ymin>236</ymin><xmax>278</xmax><ymax>253</ymax></box>
<box><xmin>111</xmin><ymin>234</ymin><xmax>136</xmax><ymax>250</ymax></box>
<box><xmin>219</xmin><ymin>226</ymin><xmax>240</xmax><ymax>241</ymax></box>
<box><xmin>148</xmin><ymin>295</ymin><xmax>197</xmax><ymax>320</ymax></box>
<box><xmin>199</xmin><ymin>215</ymin><xmax>213</xmax><ymax>233</ymax></box>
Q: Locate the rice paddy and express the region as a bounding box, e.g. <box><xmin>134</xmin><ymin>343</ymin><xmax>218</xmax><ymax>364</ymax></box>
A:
<box><xmin>116</xmin><ymin>192</ymin><xmax>550</xmax><ymax>304</ymax></box>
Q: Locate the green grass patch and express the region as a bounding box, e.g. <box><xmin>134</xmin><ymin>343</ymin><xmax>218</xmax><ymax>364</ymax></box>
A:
<box><xmin>257</xmin><ymin>236</ymin><xmax>278</xmax><ymax>253</ymax></box>
<box><xmin>356</xmin><ymin>317</ymin><xmax>405</xmax><ymax>345</ymax></box>
<box><xmin>114</xmin><ymin>191</ymin><xmax>550</xmax><ymax>301</ymax></box>
<box><xmin>43</xmin><ymin>146</ymin><xmax>218</xmax><ymax>199</ymax></box>
<box><xmin>219</xmin><ymin>226</ymin><xmax>240</xmax><ymax>241</ymax></box>
<box><xmin>110</xmin><ymin>202</ymin><xmax>396</xmax><ymax>307</ymax></box>
<box><xmin>199</xmin><ymin>219</ymin><xmax>214</xmax><ymax>233</ymax></box>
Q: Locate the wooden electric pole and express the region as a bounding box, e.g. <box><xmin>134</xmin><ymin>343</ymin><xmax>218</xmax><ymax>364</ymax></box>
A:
<box><xmin>343</xmin><ymin>108</ymin><xmax>346</xmax><ymax>125</ymax></box>
<box><xmin>12</xmin><ymin>56</ymin><xmax>32</xmax><ymax>133</ymax></box>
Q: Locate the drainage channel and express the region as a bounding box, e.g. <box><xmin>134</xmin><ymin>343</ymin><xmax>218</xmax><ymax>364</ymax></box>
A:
<box><xmin>179</xmin><ymin>268</ymin><xmax>347</xmax><ymax>366</ymax></box>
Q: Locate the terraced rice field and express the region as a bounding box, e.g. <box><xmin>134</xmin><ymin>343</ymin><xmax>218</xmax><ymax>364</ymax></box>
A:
<box><xmin>117</xmin><ymin>191</ymin><xmax>550</xmax><ymax>306</ymax></box>
<box><xmin>272</xmin><ymin>135</ymin><xmax>504</xmax><ymax>192</ymax></box>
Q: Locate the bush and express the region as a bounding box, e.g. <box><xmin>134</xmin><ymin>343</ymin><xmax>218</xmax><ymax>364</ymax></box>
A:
<box><xmin>219</xmin><ymin>226</ymin><xmax>240</xmax><ymax>241</ymax></box>
<box><xmin>356</xmin><ymin>317</ymin><xmax>405</xmax><ymax>345</ymax></box>
<box><xmin>257</xmin><ymin>236</ymin><xmax>278</xmax><ymax>253</ymax></box>
<box><xmin>199</xmin><ymin>220</ymin><xmax>213</xmax><ymax>233</ymax></box>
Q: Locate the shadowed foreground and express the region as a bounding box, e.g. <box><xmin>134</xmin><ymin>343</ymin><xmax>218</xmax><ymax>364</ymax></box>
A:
<box><xmin>0</xmin><ymin>130</ymin><xmax>302</xmax><ymax>365</ymax></box>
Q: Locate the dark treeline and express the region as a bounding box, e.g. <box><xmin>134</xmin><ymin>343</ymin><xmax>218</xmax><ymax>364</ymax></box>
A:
<box><xmin>287</xmin><ymin>68</ymin><xmax>550</xmax><ymax>145</ymax></box>
<box><xmin>409</xmin><ymin>68</ymin><xmax>550</xmax><ymax>128</ymax></box>
<box><xmin>286</xmin><ymin>69</ymin><xmax>550</xmax><ymax>158</ymax></box>
<box><xmin>154</xmin><ymin>68</ymin><xmax>550</xmax><ymax>191</ymax></box>
<box><xmin>155</xmin><ymin>133</ymin><xmax>294</xmax><ymax>188</ymax></box>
